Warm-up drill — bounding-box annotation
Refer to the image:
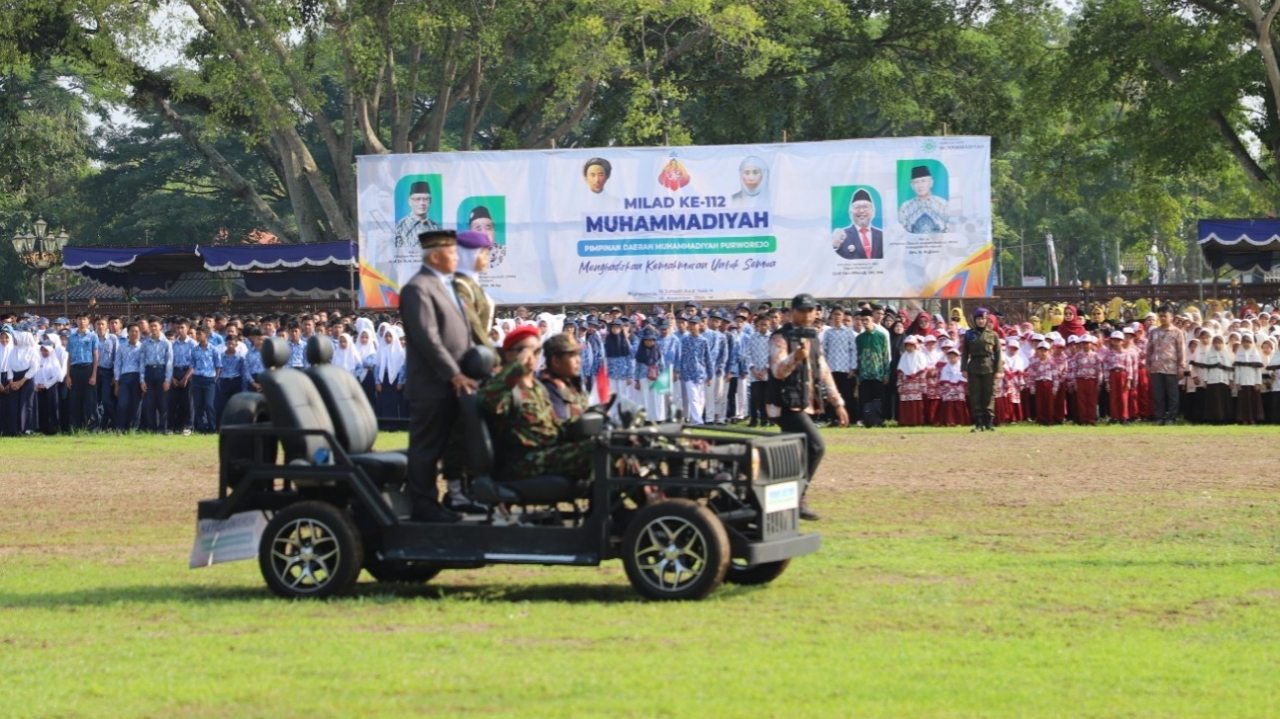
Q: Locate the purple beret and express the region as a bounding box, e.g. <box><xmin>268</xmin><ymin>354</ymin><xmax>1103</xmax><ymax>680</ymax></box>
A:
<box><xmin>456</xmin><ymin>230</ymin><xmax>493</xmax><ymax>249</ymax></box>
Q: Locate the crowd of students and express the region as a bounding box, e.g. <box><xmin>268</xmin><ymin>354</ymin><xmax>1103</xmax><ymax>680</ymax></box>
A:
<box><xmin>892</xmin><ymin>304</ymin><xmax>1280</xmax><ymax>427</ymax></box>
<box><xmin>2</xmin><ymin>299</ymin><xmax>1276</xmax><ymax>437</ymax></box>
<box><xmin>0</xmin><ymin>309</ymin><xmax>410</xmax><ymax>436</ymax></box>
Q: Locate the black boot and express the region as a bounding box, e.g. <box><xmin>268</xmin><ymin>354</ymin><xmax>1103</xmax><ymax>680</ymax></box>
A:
<box><xmin>986</xmin><ymin>413</ymin><xmax>996</xmax><ymax>431</ymax></box>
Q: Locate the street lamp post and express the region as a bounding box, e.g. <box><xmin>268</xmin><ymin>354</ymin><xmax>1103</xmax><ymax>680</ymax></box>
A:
<box><xmin>11</xmin><ymin>217</ymin><xmax>70</xmax><ymax>305</ymax></box>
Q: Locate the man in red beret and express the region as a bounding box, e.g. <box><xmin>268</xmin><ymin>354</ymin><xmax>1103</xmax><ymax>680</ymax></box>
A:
<box><xmin>480</xmin><ymin>330</ymin><xmax>595</xmax><ymax>483</ymax></box>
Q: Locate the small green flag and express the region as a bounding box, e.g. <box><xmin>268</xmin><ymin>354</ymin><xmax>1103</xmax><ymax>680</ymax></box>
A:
<box><xmin>651</xmin><ymin>366</ymin><xmax>672</xmax><ymax>394</ymax></box>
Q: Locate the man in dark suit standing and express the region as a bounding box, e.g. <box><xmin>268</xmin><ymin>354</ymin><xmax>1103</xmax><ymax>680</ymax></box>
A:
<box><xmin>399</xmin><ymin>229</ymin><xmax>477</xmax><ymax>522</ymax></box>
<box><xmin>832</xmin><ymin>189</ymin><xmax>884</xmax><ymax>260</ymax></box>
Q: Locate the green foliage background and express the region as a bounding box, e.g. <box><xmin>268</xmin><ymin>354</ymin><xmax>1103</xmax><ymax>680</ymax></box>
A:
<box><xmin>2</xmin><ymin>0</ymin><xmax>1279</xmax><ymax>300</ymax></box>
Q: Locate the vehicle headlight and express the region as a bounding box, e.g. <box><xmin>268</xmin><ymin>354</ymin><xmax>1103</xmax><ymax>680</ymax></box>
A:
<box><xmin>750</xmin><ymin>447</ymin><xmax>762</xmax><ymax>482</ymax></box>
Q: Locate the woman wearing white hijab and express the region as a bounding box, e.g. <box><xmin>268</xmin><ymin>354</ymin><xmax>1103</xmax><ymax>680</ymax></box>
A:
<box><xmin>1233</xmin><ymin>333</ymin><xmax>1264</xmax><ymax>424</ymax></box>
<box><xmin>353</xmin><ymin>316</ymin><xmax>375</xmax><ymax>342</ymax></box>
<box><xmin>7</xmin><ymin>331</ymin><xmax>38</xmax><ymax>435</ymax></box>
<box><xmin>374</xmin><ymin>324</ymin><xmax>406</xmax><ymax>421</ymax></box>
<box><xmin>332</xmin><ymin>333</ymin><xmax>360</xmax><ymax>374</ymax></box>
<box><xmin>354</xmin><ymin>328</ymin><xmax>378</xmax><ymax>407</ymax></box>
<box><xmin>0</xmin><ymin>329</ymin><xmax>13</xmax><ymax>435</ymax></box>
<box><xmin>32</xmin><ymin>341</ymin><xmax>64</xmax><ymax>434</ymax></box>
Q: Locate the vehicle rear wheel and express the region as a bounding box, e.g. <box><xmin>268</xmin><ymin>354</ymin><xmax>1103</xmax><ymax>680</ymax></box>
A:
<box><xmin>259</xmin><ymin>501</ymin><xmax>363</xmax><ymax>599</ymax></box>
<box><xmin>725</xmin><ymin>558</ymin><xmax>790</xmax><ymax>585</ymax></box>
<box><xmin>622</xmin><ymin>498</ymin><xmax>729</xmax><ymax>601</ymax></box>
<box><xmin>364</xmin><ymin>558</ymin><xmax>441</xmax><ymax>584</ymax></box>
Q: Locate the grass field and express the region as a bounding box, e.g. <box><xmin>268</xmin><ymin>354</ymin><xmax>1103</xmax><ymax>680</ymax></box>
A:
<box><xmin>2</xmin><ymin>425</ymin><xmax>1279</xmax><ymax>718</ymax></box>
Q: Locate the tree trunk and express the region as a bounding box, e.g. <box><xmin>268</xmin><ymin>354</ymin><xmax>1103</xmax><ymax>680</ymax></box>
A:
<box><xmin>274</xmin><ymin>134</ymin><xmax>324</xmax><ymax>244</ymax></box>
<box><xmin>186</xmin><ymin>0</ymin><xmax>356</xmax><ymax>240</ymax></box>
<box><xmin>154</xmin><ymin>97</ymin><xmax>296</xmax><ymax>241</ymax></box>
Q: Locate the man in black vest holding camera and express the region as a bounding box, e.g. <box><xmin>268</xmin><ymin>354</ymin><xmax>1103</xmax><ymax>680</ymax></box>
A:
<box><xmin>767</xmin><ymin>294</ymin><xmax>849</xmax><ymax>521</ymax></box>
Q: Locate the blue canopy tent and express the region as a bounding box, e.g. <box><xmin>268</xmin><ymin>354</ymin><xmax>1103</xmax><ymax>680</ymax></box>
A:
<box><xmin>63</xmin><ymin>242</ymin><xmax>358</xmax><ymax>307</ymax></box>
<box><xmin>62</xmin><ymin>246</ymin><xmax>207</xmax><ymax>293</ymax></box>
<box><xmin>1197</xmin><ymin>219</ymin><xmax>1280</xmax><ymax>274</ymax></box>
<box><xmin>196</xmin><ymin>241</ymin><xmax>357</xmax><ymax>299</ymax></box>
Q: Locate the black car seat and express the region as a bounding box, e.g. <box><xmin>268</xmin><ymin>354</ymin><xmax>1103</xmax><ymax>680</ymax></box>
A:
<box><xmin>257</xmin><ymin>336</ymin><xmax>336</xmax><ymax>465</ymax></box>
<box><xmin>303</xmin><ymin>335</ymin><xmax>409</xmax><ymax>486</ymax></box>
<box><xmin>454</xmin><ymin>346</ymin><xmax>581</xmax><ymax>505</ymax></box>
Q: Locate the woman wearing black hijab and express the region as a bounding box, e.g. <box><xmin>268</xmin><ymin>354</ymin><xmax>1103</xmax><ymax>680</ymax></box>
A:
<box><xmin>884</xmin><ymin>313</ymin><xmax>906</xmax><ymax>422</ymax></box>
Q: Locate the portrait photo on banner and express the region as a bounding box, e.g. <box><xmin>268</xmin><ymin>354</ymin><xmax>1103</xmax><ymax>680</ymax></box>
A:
<box><xmin>393</xmin><ymin>173</ymin><xmax>444</xmax><ymax>248</ymax></box>
<box><xmin>830</xmin><ymin>184</ymin><xmax>885</xmax><ymax>261</ymax></box>
<box><xmin>458</xmin><ymin>196</ymin><xmax>507</xmax><ymax>268</ymax></box>
<box><xmin>897</xmin><ymin>159</ymin><xmax>949</xmax><ymax>235</ymax></box>
<box><xmin>729</xmin><ymin>155</ymin><xmax>769</xmax><ymax>209</ymax></box>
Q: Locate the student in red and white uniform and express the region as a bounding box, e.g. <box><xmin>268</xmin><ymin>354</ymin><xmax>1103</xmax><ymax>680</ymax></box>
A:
<box><xmin>922</xmin><ymin>334</ymin><xmax>943</xmax><ymax>425</ymax></box>
<box><xmin>936</xmin><ymin>343</ymin><xmax>969</xmax><ymax>427</ymax></box>
<box><xmin>995</xmin><ymin>337</ymin><xmax>1024</xmax><ymax>425</ymax></box>
<box><xmin>1072</xmin><ymin>334</ymin><xmax>1104</xmax><ymax>425</ymax></box>
<box><xmin>1050</xmin><ymin>334</ymin><xmax>1070</xmax><ymax>423</ymax></box>
<box><xmin>1104</xmin><ymin>330</ymin><xmax>1137</xmax><ymax>423</ymax></box>
<box><xmin>1065</xmin><ymin>334</ymin><xmax>1083</xmax><ymax>422</ymax></box>
<box><xmin>1026</xmin><ymin>341</ymin><xmax>1059</xmax><ymax>426</ymax></box>
<box><xmin>895</xmin><ymin>335</ymin><xmax>929</xmax><ymax>426</ymax></box>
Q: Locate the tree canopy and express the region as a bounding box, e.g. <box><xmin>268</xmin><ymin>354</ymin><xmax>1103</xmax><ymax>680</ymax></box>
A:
<box><xmin>2</xmin><ymin>0</ymin><xmax>1278</xmax><ymax>301</ymax></box>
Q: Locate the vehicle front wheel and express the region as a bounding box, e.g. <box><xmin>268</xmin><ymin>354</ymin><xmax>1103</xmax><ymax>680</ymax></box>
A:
<box><xmin>622</xmin><ymin>498</ymin><xmax>729</xmax><ymax>601</ymax></box>
<box><xmin>259</xmin><ymin>501</ymin><xmax>363</xmax><ymax>599</ymax></box>
<box><xmin>725</xmin><ymin>558</ymin><xmax>790</xmax><ymax>585</ymax></box>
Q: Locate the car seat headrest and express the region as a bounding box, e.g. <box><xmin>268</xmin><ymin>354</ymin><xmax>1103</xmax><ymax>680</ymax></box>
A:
<box><xmin>306</xmin><ymin>335</ymin><xmax>334</xmax><ymax>365</ymax></box>
<box><xmin>260</xmin><ymin>336</ymin><xmax>291</xmax><ymax>369</ymax></box>
<box><xmin>460</xmin><ymin>345</ymin><xmax>498</xmax><ymax>381</ymax></box>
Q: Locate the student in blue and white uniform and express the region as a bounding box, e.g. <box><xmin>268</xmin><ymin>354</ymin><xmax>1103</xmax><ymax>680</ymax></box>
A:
<box><xmin>169</xmin><ymin>319</ymin><xmax>197</xmax><ymax>434</ymax></box>
<box><xmin>139</xmin><ymin>319</ymin><xmax>173</xmax><ymax>433</ymax></box>
<box><xmin>604</xmin><ymin>318</ymin><xmax>634</xmax><ymax>404</ymax></box>
<box><xmin>114</xmin><ymin>324</ymin><xmax>145</xmax><ymax>432</ymax></box>
<box><xmin>678</xmin><ymin>314</ymin><xmax>713</xmax><ymax>425</ymax></box>
<box><xmin>189</xmin><ymin>326</ymin><xmax>221</xmax><ymax>433</ymax></box>
<box><xmin>94</xmin><ymin>317</ymin><xmax>117</xmax><ymax>430</ymax></box>
<box><xmin>215</xmin><ymin>334</ymin><xmax>246</xmax><ymax>427</ymax></box>
<box><xmin>632</xmin><ymin>326</ymin><xmax>667</xmax><ymax>421</ymax></box>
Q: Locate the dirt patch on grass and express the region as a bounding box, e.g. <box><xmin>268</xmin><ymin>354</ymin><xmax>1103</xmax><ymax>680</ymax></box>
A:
<box><xmin>810</xmin><ymin>426</ymin><xmax>1280</xmax><ymax>500</ymax></box>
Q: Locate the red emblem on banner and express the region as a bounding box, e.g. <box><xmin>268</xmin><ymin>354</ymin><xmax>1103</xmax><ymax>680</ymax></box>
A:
<box><xmin>658</xmin><ymin>158</ymin><xmax>691</xmax><ymax>191</ymax></box>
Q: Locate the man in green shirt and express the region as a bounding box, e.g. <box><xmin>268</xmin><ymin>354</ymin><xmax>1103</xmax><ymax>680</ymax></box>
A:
<box><xmin>855</xmin><ymin>308</ymin><xmax>891</xmax><ymax>422</ymax></box>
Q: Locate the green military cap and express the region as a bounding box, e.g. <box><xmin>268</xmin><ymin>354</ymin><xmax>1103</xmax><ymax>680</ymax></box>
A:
<box><xmin>543</xmin><ymin>332</ymin><xmax>581</xmax><ymax>356</ymax></box>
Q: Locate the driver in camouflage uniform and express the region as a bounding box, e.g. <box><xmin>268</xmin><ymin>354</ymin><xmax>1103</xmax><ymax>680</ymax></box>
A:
<box><xmin>539</xmin><ymin>333</ymin><xmax>590</xmax><ymax>421</ymax></box>
<box><xmin>481</xmin><ymin>328</ymin><xmax>595</xmax><ymax>480</ymax></box>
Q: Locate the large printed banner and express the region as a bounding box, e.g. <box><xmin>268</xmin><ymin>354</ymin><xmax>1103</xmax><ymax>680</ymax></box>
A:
<box><xmin>356</xmin><ymin>137</ymin><xmax>992</xmax><ymax>307</ymax></box>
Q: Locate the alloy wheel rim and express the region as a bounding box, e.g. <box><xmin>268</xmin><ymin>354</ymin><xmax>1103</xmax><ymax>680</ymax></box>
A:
<box><xmin>633</xmin><ymin>516</ymin><xmax>708</xmax><ymax>592</ymax></box>
<box><xmin>270</xmin><ymin>518</ymin><xmax>341</xmax><ymax>593</ymax></box>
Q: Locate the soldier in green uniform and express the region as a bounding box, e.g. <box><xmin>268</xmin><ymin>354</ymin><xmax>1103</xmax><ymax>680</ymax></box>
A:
<box><xmin>539</xmin><ymin>333</ymin><xmax>590</xmax><ymax>421</ymax></box>
<box><xmin>960</xmin><ymin>307</ymin><xmax>1003</xmax><ymax>432</ymax></box>
<box><xmin>481</xmin><ymin>326</ymin><xmax>595</xmax><ymax>480</ymax></box>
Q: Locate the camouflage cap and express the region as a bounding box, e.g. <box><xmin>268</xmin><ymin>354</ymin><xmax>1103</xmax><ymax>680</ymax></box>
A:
<box><xmin>543</xmin><ymin>332</ymin><xmax>581</xmax><ymax>355</ymax></box>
